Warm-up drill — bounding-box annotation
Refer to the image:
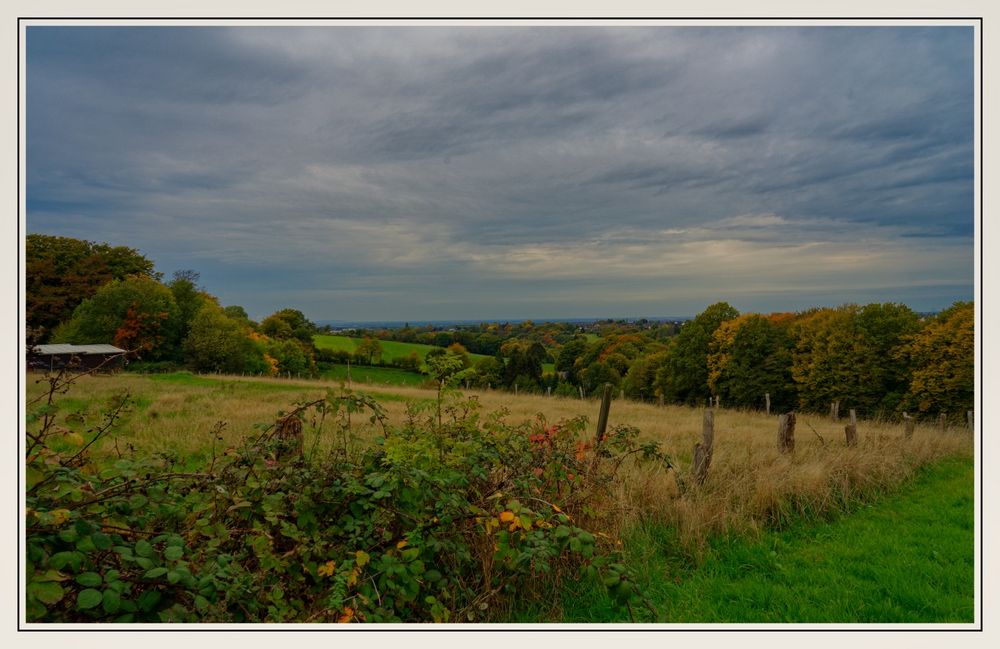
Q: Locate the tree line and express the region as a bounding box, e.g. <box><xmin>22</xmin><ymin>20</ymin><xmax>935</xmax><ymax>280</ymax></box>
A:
<box><xmin>27</xmin><ymin>234</ymin><xmax>973</xmax><ymax>419</ymax></box>
<box><xmin>27</xmin><ymin>234</ymin><xmax>321</xmax><ymax>377</ymax></box>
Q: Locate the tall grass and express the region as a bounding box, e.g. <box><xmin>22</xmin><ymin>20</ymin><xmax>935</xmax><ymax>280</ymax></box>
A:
<box><xmin>26</xmin><ymin>370</ymin><xmax>972</xmax><ymax>553</ymax></box>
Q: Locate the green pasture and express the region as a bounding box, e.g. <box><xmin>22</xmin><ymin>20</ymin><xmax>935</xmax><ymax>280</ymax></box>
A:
<box><xmin>313</xmin><ymin>334</ymin><xmax>491</xmax><ymax>364</ymax></box>
<box><xmin>520</xmin><ymin>456</ymin><xmax>975</xmax><ymax>623</ymax></box>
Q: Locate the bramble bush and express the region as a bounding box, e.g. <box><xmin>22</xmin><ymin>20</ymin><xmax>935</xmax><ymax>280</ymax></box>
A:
<box><xmin>25</xmin><ymin>367</ymin><xmax>669</xmax><ymax>623</ymax></box>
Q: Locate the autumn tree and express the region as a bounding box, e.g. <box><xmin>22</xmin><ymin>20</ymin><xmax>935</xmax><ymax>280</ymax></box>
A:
<box><xmin>898</xmin><ymin>301</ymin><xmax>974</xmax><ymax>417</ymax></box>
<box><xmin>50</xmin><ymin>275</ymin><xmax>180</xmax><ymax>360</ymax></box>
<box><xmin>790</xmin><ymin>303</ymin><xmax>920</xmax><ymax>416</ymax></box>
<box><xmin>26</xmin><ymin>234</ymin><xmax>156</xmax><ymax>342</ymax></box>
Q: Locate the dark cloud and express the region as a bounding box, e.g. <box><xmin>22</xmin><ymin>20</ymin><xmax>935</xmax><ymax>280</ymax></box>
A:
<box><xmin>25</xmin><ymin>25</ymin><xmax>974</xmax><ymax>320</ymax></box>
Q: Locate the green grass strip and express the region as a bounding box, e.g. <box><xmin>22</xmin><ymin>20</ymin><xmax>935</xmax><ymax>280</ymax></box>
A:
<box><xmin>554</xmin><ymin>457</ymin><xmax>974</xmax><ymax>623</ymax></box>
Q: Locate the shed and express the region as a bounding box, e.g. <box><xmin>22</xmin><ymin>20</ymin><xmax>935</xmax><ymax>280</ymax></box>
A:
<box><xmin>28</xmin><ymin>344</ymin><xmax>127</xmax><ymax>372</ymax></box>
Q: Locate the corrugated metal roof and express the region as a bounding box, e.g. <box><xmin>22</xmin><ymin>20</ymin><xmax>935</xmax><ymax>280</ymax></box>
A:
<box><xmin>32</xmin><ymin>344</ymin><xmax>126</xmax><ymax>355</ymax></box>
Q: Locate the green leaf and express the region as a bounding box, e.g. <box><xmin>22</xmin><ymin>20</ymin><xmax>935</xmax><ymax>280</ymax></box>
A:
<box><xmin>91</xmin><ymin>532</ymin><xmax>113</xmax><ymax>550</ymax></box>
<box><xmin>137</xmin><ymin>590</ymin><xmax>161</xmax><ymax>612</ymax></box>
<box><xmin>75</xmin><ymin>535</ymin><xmax>97</xmax><ymax>553</ymax></box>
<box><xmin>135</xmin><ymin>540</ymin><xmax>154</xmax><ymax>558</ymax></box>
<box><xmin>135</xmin><ymin>557</ymin><xmax>155</xmax><ymax>570</ymax></box>
<box><xmin>194</xmin><ymin>595</ymin><xmax>210</xmax><ymax>610</ymax></box>
<box><xmin>49</xmin><ymin>551</ymin><xmax>84</xmax><ymax>572</ymax></box>
<box><xmin>166</xmin><ymin>570</ymin><xmax>181</xmax><ymax>584</ymax></box>
<box><xmin>28</xmin><ymin>581</ymin><xmax>65</xmax><ymax>605</ymax></box>
<box><xmin>102</xmin><ymin>589</ymin><xmax>122</xmax><ymax>614</ymax></box>
<box><xmin>144</xmin><ymin>567</ymin><xmax>168</xmax><ymax>579</ymax></box>
<box><xmin>104</xmin><ymin>569</ymin><xmax>121</xmax><ymax>583</ymax></box>
<box><xmin>163</xmin><ymin>546</ymin><xmax>183</xmax><ymax>561</ymax></box>
<box><xmin>76</xmin><ymin>572</ymin><xmax>102</xmax><ymax>588</ymax></box>
<box><xmin>76</xmin><ymin>588</ymin><xmax>103</xmax><ymax>610</ymax></box>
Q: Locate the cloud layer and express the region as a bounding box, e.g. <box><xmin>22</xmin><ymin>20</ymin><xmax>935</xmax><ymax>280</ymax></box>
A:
<box><xmin>26</xmin><ymin>25</ymin><xmax>974</xmax><ymax>320</ymax></box>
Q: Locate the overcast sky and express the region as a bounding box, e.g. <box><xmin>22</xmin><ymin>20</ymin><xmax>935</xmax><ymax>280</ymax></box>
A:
<box><xmin>25</xmin><ymin>25</ymin><xmax>974</xmax><ymax>322</ymax></box>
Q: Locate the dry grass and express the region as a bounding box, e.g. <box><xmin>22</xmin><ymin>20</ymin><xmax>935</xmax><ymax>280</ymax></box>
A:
<box><xmin>26</xmin><ymin>371</ymin><xmax>973</xmax><ymax>552</ymax></box>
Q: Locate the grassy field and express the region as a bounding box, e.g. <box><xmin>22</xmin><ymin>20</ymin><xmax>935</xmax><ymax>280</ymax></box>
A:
<box><xmin>27</xmin><ymin>370</ymin><xmax>973</xmax><ymax>542</ymax></box>
<box><xmin>25</xmin><ymin>370</ymin><xmax>974</xmax><ymax>622</ymax></box>
<box><xmin>318</xmin><ymin>363</ymin><xmax>429</xmax><ymax>387</ymax></box>
<box><xmin>519</xmin><ymin>456</ymin><xmax>974</xmax><ymax>623</ymax></box>
<box><xmin>313</xmin><ymin>334</ymin><xmax>491</xmax><ymax>364</ymax></box>
<box><xmin>314</xmin><ymin>334</ymin><xmax>555</xmax><ymax>374</ymax></box>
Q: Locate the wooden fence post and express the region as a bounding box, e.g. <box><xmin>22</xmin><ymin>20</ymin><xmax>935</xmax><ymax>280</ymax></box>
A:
<box><xmin>658</xmin><ymin>394</ymin><xmax>664</xmax><ymax>408</ymax></box>
<box><xmin>514</xmin><ymin>384</ymin><xmax>518</xmax><ymax>396</ymax></box>
<box><xmin>830</xmin><ymin>400</ymin><xmax>840</xmax><ymax>422</ymax></box>
<box><xmin>939</xmin><ymin>413</ymin><xmax>947</xmax><ymax>434</ymax></box>
<box><xmin>765</xmin><ymin>393</ymin><xmax>771</xmax><ymax>416</ymax></box>
<box><xmin>692</xmin><ymin>408</ymin><xmax>714</xmax><ymax>486</ymax></box>
<box><xmin>968</xmin><ymin>410</ymin><xmax>974</xmax><ymax>431</ymax></box>
<box><xmin>844</xmin><ymin>409</ymin><xmax>858</xmax><ymax>447</ymax></box>
<box><xmin>715</xmin><ymin>395</ymin><xmax>721</xmax><ymax>409</ymax></box>
<box><xmin>777</xmin><ymin>412</ymin><xmax>796</xmax><ymax>454</ymax></box>
<box><xmin>903</xmin><ymin>412</ymin><xmax>915</xmax><ymax>440</ymax></box>
<box><xmin>579</xmin><ymin>385</ymin><xmax>585</xmax><ymax>400</ymax></box>
<box><xmin>620</xmin><ymin>388</ymin><xmax>625</xmax><ymax>400</ymax></box>
<box><xmin>595</xmin><ymin>384</ymin><xmax>613</xmax><ymax>445</ymax></box>
<box><xmin>547</xmin><ymin>386</ymin><xmax>552</xmax><ymax>397</ymax></box>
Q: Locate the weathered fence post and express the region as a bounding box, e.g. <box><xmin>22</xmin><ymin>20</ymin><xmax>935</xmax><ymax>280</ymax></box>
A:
<box><xmin>939</xmin><ymin>413</ymin><xmax>947</xmax><ymax>434</ymax></box>
<box><xmin>715</xmin><ymin>395</ymin><xmax>721</xmax><ymax>409</ymax></box>
<box><xmin>514</xmin><ymin>384</ymin><xmax>518</xmax><ymax>396</ymax></box>
<box><xmin>903</xmin><ymin>412</ymin><xmax>915</xmax><ymax>440</ymax></box>
<box><xmin>487</xmin><ymin>382</ymin><xmax>491</xmax><ymax>391</ymax></box>
<box><xmin>830</xmin><ymin>400</ymin><xmax>840</xmax><ymax>422</ymax></box>
<box><xmin>595</xmin><ymin>384</ymin><xmax>613</xmax><ymax>445</ymax></box>
<box><xmin>765</xmin><ymin>392</ymin><xmax>771</xmax><ymax>416</ymax></box>
<box><xmin>620</xmin><ymin>388</ymin><xmax>625</xmax><ymax>400</ymax></box>
<box><xmin>844</xmin><ymin>409</ymin><xmax>858</xmax><ymax>447</ymax></box>
<box><xmin>968</xmin><ymin>410</ymin><xmax>974</xmax><ymax>431</ymax></box>
<box><xmin>777</xmin><ymin>412</ymin><xmax>796</xmax><ymax>454</ymax></box>
<box><xmin>692</xmin><ymin>408</ymin><xmax>715</xmax><ymax>486</ymax></box>
<box><xmin>579</xmin><ymin>385</ymin><xmax>585</xmax><ymax>400</ymax></box>
<box><xmin>658</xmin><ymin>394</ymin><xmax>664</xmax><ymax>408</ymax></box>
<box><xmin>547</xmin><ymin>386</ymin><xmax>552</xmax><ymax>397</ymax></box>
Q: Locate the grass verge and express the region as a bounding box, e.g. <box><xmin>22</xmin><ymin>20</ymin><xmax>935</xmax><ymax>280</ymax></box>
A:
<box><xmin>524</xmin><ymin>456</ymin><xmax>974</xmax><ymax>623</ymax></box>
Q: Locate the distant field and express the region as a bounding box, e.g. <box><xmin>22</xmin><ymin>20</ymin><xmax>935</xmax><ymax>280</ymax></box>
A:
<box><xmin>319</xmin><ymin>363</ymin><xmax>429</xmax><ymax>387</ymax></box>
<box><xmin>315</xmin><ymin>334</ymin><xmax>556</xmax><ymax>374</ymax></box>
<box><xmin>313</xmin><ymin>334</ymin><xmax>491</xmax><ymax>364</ymax></box>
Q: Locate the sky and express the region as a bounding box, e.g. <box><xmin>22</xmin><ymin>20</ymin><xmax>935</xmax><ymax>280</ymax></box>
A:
<box><xmin>25</xmin><ymin>25</ymin><xmax>975</xmax><ymax>322</ymax></box>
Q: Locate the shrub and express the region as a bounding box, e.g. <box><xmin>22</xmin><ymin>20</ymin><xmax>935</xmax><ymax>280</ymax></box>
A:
<box><xmin>25</xmin><ymin>369</ymin><xmax>669</xmax><ymax>622</ymax></box>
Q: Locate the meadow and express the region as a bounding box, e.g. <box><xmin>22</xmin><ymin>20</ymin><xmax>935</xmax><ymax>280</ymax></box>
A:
<box><xmin>27</xmin><ymin>370</ymin><xmax>973</xmax><ymax>567</ymax></box>
<box><xmin>313</xmin><ymin>334</ymin><xmax>492</xmax><ymax>364</ymax></box>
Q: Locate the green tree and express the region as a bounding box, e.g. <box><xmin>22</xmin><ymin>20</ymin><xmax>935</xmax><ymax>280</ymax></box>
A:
<box><xmin>183</xmin><ymin>304</ymin><xmax>264</xmax><ymax>374</ymax></box>
<box><xmin>260</xmin><ymin>308</ymin><xmax>315</xmax><ymax>344</ymax></box>
<box><xmin>582</xmin><ymin>361</ymin><xmax>620</xmax><ymax>395</ymax></box>
<box><xmin>169</xmin><ymin>270</ymin><xmax>211</xmax><ymax>360</ymax></box>
<box><xmin>707</xmin><ymin>313</ymin><xmax>796</xmax><ymax>411</ymax></box>
<box><xmin>26</xmin><ymin>234</ymin><xmax>156</xmax><ymax>342</ymax></box>
<box><xmin>50</xmin><ymin>276</ymin><xmax>180</xmax><ymax>360</ymax></box>
<box><xmin>357</xmin><ymin>337</ymin><xmax>384</xmax><ymax>366</ymax></box>
<box><xmin>656</xmin><ymin>302</ymin><xmax>739</xmax><ymax>405</ymax></box>
<box><xmin>555</xmin><ymin>336</ymin><xmax>588</xmax><ymax>384</ymax></box>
